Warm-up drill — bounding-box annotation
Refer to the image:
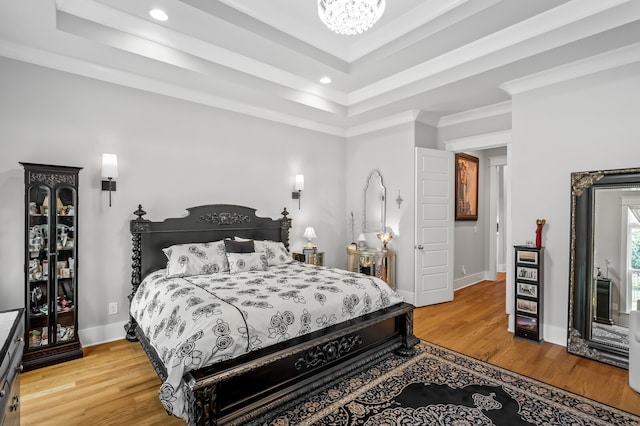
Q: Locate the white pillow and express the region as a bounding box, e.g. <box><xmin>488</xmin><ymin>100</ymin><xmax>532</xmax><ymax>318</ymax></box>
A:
<box><xmin>235</xmin><ymin>237</ymin><xmax>292</xmax><ymax>266</ymax></box>
<box><xmin>163</xmin><ymin>240</ymin><xmax>228</xmax><ymax>278</ymax></box>
<box><xmin>227</xmin><ymin>252</ymin><xmax>268</xmax><ymax>273</ymax></box>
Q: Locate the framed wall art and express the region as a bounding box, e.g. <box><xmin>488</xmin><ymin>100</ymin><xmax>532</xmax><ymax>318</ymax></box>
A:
<box><xmin>455</xmin><ymin>153</ymin><xmax>479</xmax><ymax>221</ymax></box>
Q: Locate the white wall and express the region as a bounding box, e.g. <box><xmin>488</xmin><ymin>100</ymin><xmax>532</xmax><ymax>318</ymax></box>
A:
<box><xmin>511</xmin><ymin>64</ymin><xmax>640</xmax><ymax>345</ymax></box>
<box><xmin>345</xmin><ymin>123</ymin><xmax>425</xmax><ymax>300</ymax></box>
<box><xmin>0</xmin><ymin>58</ymin><xmax>346</xmax><ymax>345</ymax></box>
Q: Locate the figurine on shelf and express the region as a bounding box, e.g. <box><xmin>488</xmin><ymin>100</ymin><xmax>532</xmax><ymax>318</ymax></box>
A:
<box><xmin>535</xmin><ymin>219</ymin><xmax>546</xmax><ymax>248</ymax></box>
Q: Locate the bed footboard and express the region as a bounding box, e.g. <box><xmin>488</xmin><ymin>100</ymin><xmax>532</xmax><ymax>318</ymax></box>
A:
<box><xmin>187</xmin><ymin>303</ymin><xmax>417</xmax><ymax>426</ymax></box>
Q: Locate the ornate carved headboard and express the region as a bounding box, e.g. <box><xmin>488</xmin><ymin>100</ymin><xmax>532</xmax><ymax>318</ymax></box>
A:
<box><xmin>125</xmin><ymin>204</ymin><xmax>291</xmax><ymax>341</ymax></box>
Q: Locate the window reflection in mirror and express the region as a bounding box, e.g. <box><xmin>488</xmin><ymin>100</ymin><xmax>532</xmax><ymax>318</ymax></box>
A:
<box><xmin>591</xmin><ymin>187</ymin><xmax>640</xmax><ymax>352</ymax></box>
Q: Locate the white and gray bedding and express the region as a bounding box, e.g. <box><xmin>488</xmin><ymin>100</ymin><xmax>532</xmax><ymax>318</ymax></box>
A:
<box><xmin>130</xmin><ymin>261</ymin><xmax>403</xmax><ymax>421</ymax></box>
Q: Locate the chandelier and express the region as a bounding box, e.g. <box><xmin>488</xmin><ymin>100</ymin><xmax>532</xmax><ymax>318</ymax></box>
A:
<box><xmin>318</xmin><ymin>0</ymin><xmax>386</xmax><ymax>35</ymax></box>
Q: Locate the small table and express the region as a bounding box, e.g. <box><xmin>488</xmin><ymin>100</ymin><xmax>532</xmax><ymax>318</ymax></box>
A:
<box><xmin>292</xmin><ymin>252</ymin><xmax>324</xmax><ymax>266</ymax></box>
<box><xmin>346</xmin><ymin>247</ymin><xmax>396</xmax><ymax>289</ymax></box>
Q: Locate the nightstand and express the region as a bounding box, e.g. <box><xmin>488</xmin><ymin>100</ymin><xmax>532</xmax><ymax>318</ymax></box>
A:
<box><xmin>346</xmin><ymin>247</ymin><xmax>396</xmax><ymax>289</ymax></box>
<box><xmin>292</xmin><ymin>252</ymin><xmax>324</xmax><ymax>266</ymax></box>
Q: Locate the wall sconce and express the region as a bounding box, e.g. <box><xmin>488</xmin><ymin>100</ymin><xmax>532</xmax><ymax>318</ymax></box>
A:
<box><xmin>292</xmin><ymin>174</ymin><xmax>304</xmax><ymax>209</ymax></box>
<box><xmin>101</xmin><ymin>153</ymin><xmax>118</xmax><ymax>207</ymax></box>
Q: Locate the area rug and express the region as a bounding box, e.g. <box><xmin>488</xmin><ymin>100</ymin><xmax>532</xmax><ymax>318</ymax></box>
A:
<box><xmin>259</xmin><ymin>341</ymin><xmax>639</xmax><ymax>426</ymax></box>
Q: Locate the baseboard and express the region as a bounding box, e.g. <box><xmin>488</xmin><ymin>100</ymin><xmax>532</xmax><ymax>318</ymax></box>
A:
<box><xmin>454</xmin><ymin>272</ymin><xmax>485</xmax><ymax>291</ymax></box>
<box><xmin>78</xmin><ymin>320</ymin><xmax>128</xmax><ymax>348</ymax></box>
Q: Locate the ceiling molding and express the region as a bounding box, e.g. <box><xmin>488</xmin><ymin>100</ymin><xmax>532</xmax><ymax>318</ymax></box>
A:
<box><xmin>345</xmin><ymin>110</ymin><xmax>421</xmax><ymax>138</ymax></box>
<box><xmin>500</xmin><ymin>41</ymin><xmax>640</xmax><ymax>95</ymax></box>
<box><xmin>346</xmin><ymin>0</ymin><xmax>472</xmax><ymax>62</ymax></box>
<box><xmin>0</xmin><ymin>39</ymin><xmax>347</xmax><ymax>137</ymax></box>
<box><xmin>438</xmin><ymin>101</ymin><xmax>511</xmax><ymax>128</ymax></box>
<box><xmin>348</xmin><ymin>0</ymin><xmax>632</xmax><ymax>106</ymax></box>
<box><xmin>444</xmin><ymin>130</ymin><xmax>512</xmax><ymax>152</ymax></box>
<box><xmin>57</xmin><ymin>0</ymin><xmax>348</xmax><ymax>105</ymax></box>
<box><xmin>217</xmin><ymin>0</ymin><xmax>469</xmax><ymax>62</ymax></box>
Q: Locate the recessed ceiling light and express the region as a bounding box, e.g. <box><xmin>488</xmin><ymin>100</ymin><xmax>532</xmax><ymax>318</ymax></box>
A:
<box><xmin>149</xmin><ymin>9</ymin><xmax>168</xmax><ymax>21</ymax></box>
<box><xmin>320</xmin><ymin>77</ymin><xmax>332</xmax><ymax>84</ymax></box>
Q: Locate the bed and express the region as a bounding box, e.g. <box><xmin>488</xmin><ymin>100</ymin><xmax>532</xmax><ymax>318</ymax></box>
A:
<box><xmin>125</xmin><ymin>204</ymin><xmax>418</xmax><ymax>425</ymax></box>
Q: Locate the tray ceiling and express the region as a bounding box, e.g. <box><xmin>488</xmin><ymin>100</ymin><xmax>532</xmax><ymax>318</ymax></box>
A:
<box><xmin>1</xmin><ymin>0</ymin><xmax>640</xmax><ymax>135</ymax></box>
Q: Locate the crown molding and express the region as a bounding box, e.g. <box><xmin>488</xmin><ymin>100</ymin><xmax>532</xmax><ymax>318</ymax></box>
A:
<box><xmin>500</xmin><ymin>42</ymin><xmax>640</xmax><ymax>95</ymax></box>
<box><xmin>345</xmin><ymin>110</ymin><xmax>422</xmax><ymax>138</ymax></box>
<box><xmin>438</xmin><ymin>101</ymin><xmax>511</xmax><ymax>128</ymax></box>
<box><xmin>57</xmin><ymin>0</ymin><xmax>348</xmax><ymax>106</ymax></box>
<box><xmin>444</xmin><ymin>130</ymin><xmax>512</xmax><ymax>152</ymax></box>
<box><xmin>349</xmin><ymin>0</ymin><xmax>631</xmax><ymax>107</ymax></box>
<box><xmin>0</xmin><ymin>40</ymin><xmax>347</xmax><ymax>137</ymax></box>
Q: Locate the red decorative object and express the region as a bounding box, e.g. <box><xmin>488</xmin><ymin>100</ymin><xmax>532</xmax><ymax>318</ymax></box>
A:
<box><xmin>535</xmin><ymin>219</ymin><xmax>546</xmax><ymax>248</ymax></box>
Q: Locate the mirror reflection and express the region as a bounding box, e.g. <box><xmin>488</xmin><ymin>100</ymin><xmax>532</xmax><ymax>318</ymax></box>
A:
<box><xmin>363</xmin><ymin>170</ymin><xmax>386</xmax><ymax>233</ymax></box>
<box><xmin>591</xmin><ymin>187</ymin><xmax>640</xmax><ymax>353</ymax></box>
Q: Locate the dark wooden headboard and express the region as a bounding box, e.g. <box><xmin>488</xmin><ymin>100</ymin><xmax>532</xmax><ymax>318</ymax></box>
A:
<box><xmin>125</xmin><ymin>204</ymin><xmax>291</xmax><ymax>341</ymax></box>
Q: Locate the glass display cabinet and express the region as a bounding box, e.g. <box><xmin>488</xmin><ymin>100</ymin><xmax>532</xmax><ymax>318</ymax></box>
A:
<box><xmin>21</xmin><ymin>163</ymin><xmax>83</xmax><ymax>370</ymax></box>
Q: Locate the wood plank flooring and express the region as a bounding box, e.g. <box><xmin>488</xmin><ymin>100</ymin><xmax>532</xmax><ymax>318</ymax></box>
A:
<box><xmin>21</xmin><ymin>275</ymin><xmax>640</xmax><ymax>424</ymax></box>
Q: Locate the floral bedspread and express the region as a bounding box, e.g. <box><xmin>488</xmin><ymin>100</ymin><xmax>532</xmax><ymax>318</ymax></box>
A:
<box><xmin>130</xmin><ymin>262</ymin><xmax>403</xmax><ymax>421</ymax></box>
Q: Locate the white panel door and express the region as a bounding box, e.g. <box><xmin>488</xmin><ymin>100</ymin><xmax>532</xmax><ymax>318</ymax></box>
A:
<box><xmin>415</xmin><ymin>148</ymin><xmax>454</xmax><ymax>307</ymax></box>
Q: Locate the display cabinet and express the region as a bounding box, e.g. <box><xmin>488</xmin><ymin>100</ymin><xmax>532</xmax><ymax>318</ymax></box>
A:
<box><xmin>346</xmin><ymin>247</ymin><xmax>396</xmax><ymax>290</ymax></box>
<box><xmin>21</xmin><ymin>163</ymin><xmax>83</xmax><ymax>370</ymax></box>
<box><xmin>514</xmin><ymin>245</ymin><xmax>544</xmax><ymax>342</ymax></box>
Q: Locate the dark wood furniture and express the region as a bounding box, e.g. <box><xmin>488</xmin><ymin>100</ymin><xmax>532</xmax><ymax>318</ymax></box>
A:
<box><xmin>346</xmin><ymin>247</ymin><xmax>396</xmax><ymax>289</ymax></box>
<box><xmin>20</xmin><ymin>163</ymin><xmax>82</xmax><ymax>371</ymax></box>
<box><xmin>514</xmin><ymin>246</ymin><xmax>544</xmax><ymax>342</ymax></box>
<box><xmin>594</xmin><ymin>278</ymin><xmax>614</xmax><ymax>325</ymax></box>
<box><xmin>1</xmin><ymin>308</ymin><xmax>25</xmax><ymax>426</ymax></box>
<box><xmin>126</xmin><ymin>204</ymin><xmax>418</xmax><ymax>426</ymax></box>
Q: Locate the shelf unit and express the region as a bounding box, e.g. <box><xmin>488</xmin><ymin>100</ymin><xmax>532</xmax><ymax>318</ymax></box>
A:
<box><xmin>21</xmin><ymin>163</ymin><xmax>83</xmax><ymax>370</ymax></box>
<box><xmin>514</xmin><ymin>245</ymin><xmax>544</xmax><ymax>342</ymax></box>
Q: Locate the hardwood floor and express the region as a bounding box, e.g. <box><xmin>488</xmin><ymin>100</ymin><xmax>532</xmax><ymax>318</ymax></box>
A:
<box><xmin>21</xmin><ymin>275</ymin><xmax>640</xmax><ymax>424</ymax></box>
<box><xmin>414</xmin><ymin>274</ymin><xmax>640</xmax><ymax>416</ymax></box>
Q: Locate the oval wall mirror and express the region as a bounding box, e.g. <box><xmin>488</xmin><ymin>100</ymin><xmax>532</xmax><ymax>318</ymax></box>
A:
<box><xmin>363</xmin><ymin>170</ymin><xmax>386</xmax><ymax>233</ymax></box>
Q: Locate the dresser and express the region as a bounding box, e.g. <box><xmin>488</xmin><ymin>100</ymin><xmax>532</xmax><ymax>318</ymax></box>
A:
<box><xmin>1</xmin><ymin>308</ymin><xmax>25</xmax><ymax>426</ymax></box>
<box><xmin>346</xmin><ymin>247</ymin><xmax>396</xmax><ymax>290</ymax></box>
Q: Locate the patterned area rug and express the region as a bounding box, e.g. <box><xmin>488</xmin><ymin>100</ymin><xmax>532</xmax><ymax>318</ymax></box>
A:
<box><xmin>260</xmin><ymin>341</ymin><xmax>639</xmax><ymax>426</ymax></box>
<box><xmin>592</xmin><ymin>322</ymin><xmax>630</xmax><ymax>351</ymax></box>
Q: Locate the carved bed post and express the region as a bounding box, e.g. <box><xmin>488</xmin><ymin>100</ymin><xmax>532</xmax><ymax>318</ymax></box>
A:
<box><xmin>396</xmin><ymin>310</ymin><xmax>419</xmax><ymax>357</ymax></box>
<box><xmin>280</xmin><ymin>207</ymin><xmax>292</xmax><ymax>250</ymax></box>
<box><xmin>125</xmin><ymin>205</ymin><xmax>150</xmax><ymax>342</ymax></box>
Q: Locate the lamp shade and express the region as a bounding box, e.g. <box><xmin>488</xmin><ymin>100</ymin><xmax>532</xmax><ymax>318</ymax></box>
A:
<box><xmin>303</xmin><ymin>226</ymin><xmax>317</xmax><ymax>239</ymax></box>
<box><xmin>101</xmin><ymin>153</ymin><xmax>118</xmax><ymax>179</ymax></box>
<box><xmin>295</xmin><ymin>174</ymin><xmax>304</xmax><ymax>191</ymax></box>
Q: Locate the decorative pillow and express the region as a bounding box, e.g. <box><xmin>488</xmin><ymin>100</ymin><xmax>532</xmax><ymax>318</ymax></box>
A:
<box><xmin>163</xmin><ymin>240</ymin><xmax>228</xmax><ymax>278</ymax></box>
<box><xmin>254</xmin><ymin>240</ymin><xmax>293</xmax><ymax>266</ymax></box>
<box><xmin>224</xmin><ymin>239</ymin><xmax>255</xmax><ymax>253</ymax></box>
<box><xmin>227</xmin><ymin>252</ymin><xmax>268</xmax><ymax>273</ymax></box>
<box><xmin>235</xmin><ymin>237</ymin><xmax>292</xmax><ymax>266</ymax></box>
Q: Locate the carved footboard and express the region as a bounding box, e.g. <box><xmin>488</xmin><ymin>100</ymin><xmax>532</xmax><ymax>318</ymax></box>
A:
<box><xmin>136</xmin><ymin>303</ymin><xmax>417</xmax><ymax>426</ymax></box>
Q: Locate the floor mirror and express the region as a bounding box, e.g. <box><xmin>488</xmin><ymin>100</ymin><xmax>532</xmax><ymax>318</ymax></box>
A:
<box><xmin>568</xmin><ymin>167</ymin><xmax>640</xmax><ymax>369</ymax></box>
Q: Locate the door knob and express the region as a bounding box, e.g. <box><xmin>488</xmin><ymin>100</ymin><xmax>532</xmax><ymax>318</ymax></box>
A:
<box><xmin>415</xmin><ymin>245</ymin><xmax>424</xmax><ymax>250</ymax></box>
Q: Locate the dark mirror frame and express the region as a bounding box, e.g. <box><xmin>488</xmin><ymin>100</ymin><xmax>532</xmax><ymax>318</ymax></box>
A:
<box><xmin>568</xmin><ymin>167</ymin><xmax>640</xmax><ymax>369</ymax></box>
